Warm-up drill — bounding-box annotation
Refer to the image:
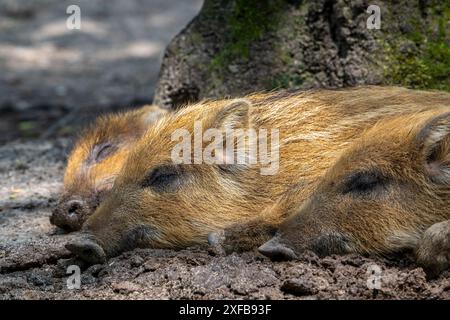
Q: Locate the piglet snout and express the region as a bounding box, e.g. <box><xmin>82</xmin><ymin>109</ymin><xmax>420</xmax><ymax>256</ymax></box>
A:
<box><xmin>51</xmin><ymin>198</ymin><xmax>88</xmax><ymax>232</ymax></box>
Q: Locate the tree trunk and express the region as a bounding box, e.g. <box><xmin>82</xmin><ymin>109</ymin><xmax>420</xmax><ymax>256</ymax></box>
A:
<box><xmin>154</xmin><ymin>0</ymin><xmax>449</xmax><ymax>109</ymax></box>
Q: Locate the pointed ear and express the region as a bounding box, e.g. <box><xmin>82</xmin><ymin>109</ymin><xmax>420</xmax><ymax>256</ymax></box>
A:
<box><xmin>417</xmin><ymin>111</ymin><xmax>450</xmax><ymax>182</ymax></box>
<box><xmin>141</xmin><ymin>105</ymin><xmax>169</xmax><ymax>126</ymax></box>
<box><xmin>205</xmin><ymin>99</ymin><xmax>252</xmax><ymax>168</ymax></box>
<box><xmin>212</xmin><ymin>99</ymin><xmax>251</xmax><ymax>130</ymax></box>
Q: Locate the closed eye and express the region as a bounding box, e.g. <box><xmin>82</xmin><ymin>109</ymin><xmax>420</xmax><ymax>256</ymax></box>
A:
<box><xmin>342</xmin><ymin>170</ymin><xmax>387</xmax><ymax>196</ymax></box>
<box><xmin>141</xmin><ymin>165</ymin><xmax>184</xmax><ymax>192</ymax></box>
<box><xmin>91</xmin><ymin>143</ymin><xmax>116</xmax><ymax>163</ymax></box>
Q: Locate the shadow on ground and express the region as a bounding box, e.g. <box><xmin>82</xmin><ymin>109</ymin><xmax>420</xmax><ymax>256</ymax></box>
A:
<box><xmin>0</xmin><ymin>0</ymin><xmax>202</xmax><ymax>143</ymax></box>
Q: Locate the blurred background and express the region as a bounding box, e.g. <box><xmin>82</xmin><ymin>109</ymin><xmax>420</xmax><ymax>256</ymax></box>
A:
<box><xmin>0</xmin><ymin>0</ymin><xmax>448</xmax><ymax>145</ymax></box>
<box><xmin>0</xmin><ymin>0</ymin><xmax>202</xmax><ymax>144</ymax></box>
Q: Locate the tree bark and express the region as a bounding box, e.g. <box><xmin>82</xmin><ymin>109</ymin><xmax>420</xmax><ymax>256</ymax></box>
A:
<box><xmin>155</xmin><ymin>0</ymin><xmax>449</xmax><ymax>109</ymax></box>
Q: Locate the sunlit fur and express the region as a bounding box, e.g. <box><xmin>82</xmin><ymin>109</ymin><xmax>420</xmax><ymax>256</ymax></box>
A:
<box><xmin>82</xmin><ymin>86</ymin><xmax>450</xmax><ymax>257</ymax></box>
<box><xmin>272</xmin><ymin>108</ymin><xmax>450</xmax><ymax>259</ymax></box>
<box><xmin>54</xmin><ymin>105</ymin><xmax>168</xmax><ymax>229</ymax></box>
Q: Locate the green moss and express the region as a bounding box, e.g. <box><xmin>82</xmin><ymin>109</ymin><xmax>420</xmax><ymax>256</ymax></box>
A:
<box><xmin>190</xmin><ymin>31</ymin><xmax>203</xmax><ymax>47</ymax></box>
<box><xmin>18</xmin><ymin>121</ymin><xmax>38</xmax><ymax>138</ymax></box>
<box><xmin>383</xmin><ymin>3</ymin><xmax>450</xmax><ymax>91</ymax></box>
<box><xmin>210</xmin><ymin>0</ymin><xmax>287</xmax><ymax>71</ymax></box>
<box><xmin>270</xmin><ymin>73</ymin><xmax>304</xmax><ymax>89</ymax></box>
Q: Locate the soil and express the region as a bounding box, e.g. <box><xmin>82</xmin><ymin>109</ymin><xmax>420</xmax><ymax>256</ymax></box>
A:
<box><xmin>1</xmin><ymin>0</ymin><xmax>450</xmax><ymax>300</ymax></box>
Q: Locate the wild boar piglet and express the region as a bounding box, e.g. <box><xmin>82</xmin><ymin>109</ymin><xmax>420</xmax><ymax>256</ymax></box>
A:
<box><xmin>260</xmin><ymin>108</ymin><xmax>450</xmax><ymax>277</ymax></box>
<box><xmin>64</xmin><ymin>87</ymin><xmax>449</xmax><ymax>264</ymax></box>
<box><xmin>51</xmin><ymin>105</ymin><xmax>168</xmax><ymax>231</ymax></box>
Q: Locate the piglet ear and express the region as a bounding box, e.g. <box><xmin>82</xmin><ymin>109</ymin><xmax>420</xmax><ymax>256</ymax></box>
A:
<box><xmin>140</xmin><ymin>105</ymin><xmax>169</xmax><ymax>126</ymax></box>
<box><xmin>205</xmin><ymin>99</ymin><xmax>252</xmax><ymax>168</ymax></box>
<box><xmin>417</xmin><ymin>111</ymin><xmax>450</xmax><ymax>182</ymax></box>
<box><xmin>213</xmin><ymin>99</ymin><xmax>251</xmax><ymax>130</ymax></box>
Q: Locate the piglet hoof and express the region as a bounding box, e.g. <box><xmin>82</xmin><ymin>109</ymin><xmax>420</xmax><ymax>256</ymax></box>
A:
<box><xmin>416</xmin><ymin>220</ymin><xmax>450</xmax><ymax>279</ymax></box>
<box><xmin>207</xmin><ymin>230</ymin><xmax>227</xmax><ymax>256</ymax></box>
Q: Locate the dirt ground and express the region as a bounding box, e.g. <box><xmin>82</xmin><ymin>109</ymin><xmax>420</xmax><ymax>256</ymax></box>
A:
<box><xmin>1</xmin><ymin>0</ymin><xmax>450</xmax><ymax>300</ymax></box>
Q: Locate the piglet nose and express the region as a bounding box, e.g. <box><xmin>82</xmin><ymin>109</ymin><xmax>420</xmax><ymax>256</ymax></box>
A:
<box><xmin>258</xmin><ymin>238</ymin><xmax>297</xmax><ymax>261</ymax></box>
<box><xmin>66</xmin><ymin>199</ymin><xmax>84</xmax><ymax>215</ymax></box>
<box><xmin>50</xmin><ymin>199</ymin><xmax>87</xmax><ymax>232</ymax></box>
<box><xmin>65</xmin><ymin>237</ymin><xmax>106</xmax><ymax>265</ymax></box>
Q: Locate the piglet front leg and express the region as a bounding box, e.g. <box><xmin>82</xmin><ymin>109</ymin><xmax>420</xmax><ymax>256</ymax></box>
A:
<box><xmin>208</xmin><ymin>219</ymin><xmax>279</xmax><ymax>255</ymax></box>
<box><xmin>416</xmin><ymin>220</ymin><xmax>450</xmax><ymax>278</ymax></box>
